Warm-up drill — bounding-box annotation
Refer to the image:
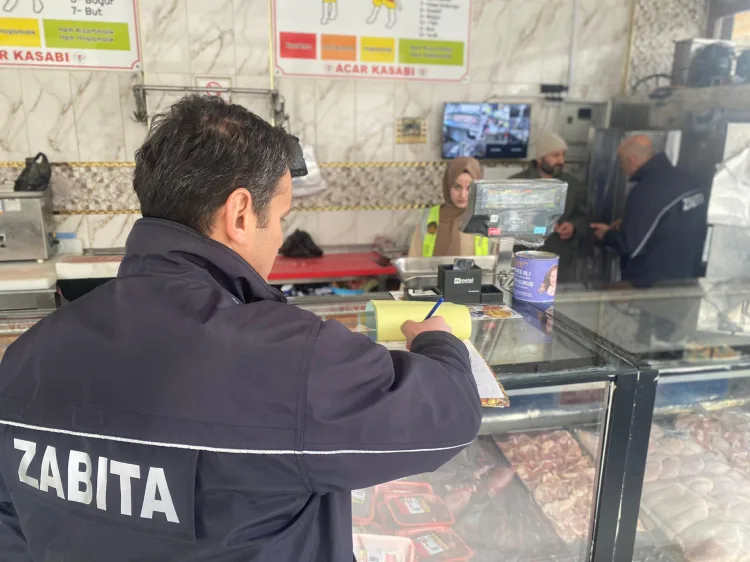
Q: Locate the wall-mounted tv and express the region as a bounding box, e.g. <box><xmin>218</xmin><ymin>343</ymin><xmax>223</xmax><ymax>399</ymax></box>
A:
<box><xmin>442</xmin><ymin>102</ymin><xmax>532</xmax><ymax>160</ymax></box>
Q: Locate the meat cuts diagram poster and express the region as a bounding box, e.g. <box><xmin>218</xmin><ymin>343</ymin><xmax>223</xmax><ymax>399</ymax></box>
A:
<box><xmin>0</xmin><ymin>0</ymin><xmax>141</xmax><ymax>70</ymax></box>
<box><xmin>272</xmin><ymin>0</ymin><xmax>471</xmax><ymax>81</ymax></box>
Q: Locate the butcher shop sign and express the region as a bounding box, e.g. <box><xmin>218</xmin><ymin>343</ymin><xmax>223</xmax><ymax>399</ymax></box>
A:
<box><xmin>0</xmin><ymin>0</ymin><xmax>141</xmax><ymax>70</ymax></box>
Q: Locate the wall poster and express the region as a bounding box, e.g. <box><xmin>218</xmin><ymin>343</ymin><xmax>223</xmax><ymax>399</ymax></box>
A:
<box><xmin>272</xmin><ymin>0</ymin><xmax>471</xmax><ymax>81</ymax></box>
<box><xmin>0</xmin><ymin>0</ymin><xmax>141</xmax><ymax>70</ymax></box>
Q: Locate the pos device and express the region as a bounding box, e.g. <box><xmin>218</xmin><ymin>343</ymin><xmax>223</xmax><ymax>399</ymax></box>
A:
<box><xmin>459</xmin><ymin>178</ymin><xmax>568</xmax><ymax>240</ymax></box>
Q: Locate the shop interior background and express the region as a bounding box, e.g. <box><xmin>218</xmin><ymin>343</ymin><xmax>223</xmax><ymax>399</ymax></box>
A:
<box><xmin>0</xmin><ymin>0</ymin><xmax>709</xmax><ymax>250</ymax></box>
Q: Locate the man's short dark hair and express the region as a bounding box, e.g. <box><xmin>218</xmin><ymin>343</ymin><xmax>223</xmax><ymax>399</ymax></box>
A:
<box><xmin>134</xmin><ymin>96</ymin><xmax>292</xmax><ymax>234</ymax></box>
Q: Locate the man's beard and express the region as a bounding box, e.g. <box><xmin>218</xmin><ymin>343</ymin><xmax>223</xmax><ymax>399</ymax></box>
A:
<box><xmin>540</xmin><ymin>159</ymin><xmax>563</xmax><ymax>176</ymax></box>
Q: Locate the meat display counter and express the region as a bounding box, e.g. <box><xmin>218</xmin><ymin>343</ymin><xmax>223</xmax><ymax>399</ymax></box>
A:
<box><xmin>297</xmin><ymin>297</ymin><xmax>644</xmax><ymax>562</ymax></box>
<box><xmin>547</xmin><ymin>279</ymin><xmax>750</xmax><ymax>562</ymax></box>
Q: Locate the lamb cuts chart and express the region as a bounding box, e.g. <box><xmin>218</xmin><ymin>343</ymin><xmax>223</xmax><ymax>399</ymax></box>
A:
<box><xmin>273</xmin><ymin>0</ymin><xmax>471</xmax><ymax>81</ymax></box>
<box><xmin>0</xmin><ymin>0</ymin><xmax>140</xmax><ymax>70</ymax></box>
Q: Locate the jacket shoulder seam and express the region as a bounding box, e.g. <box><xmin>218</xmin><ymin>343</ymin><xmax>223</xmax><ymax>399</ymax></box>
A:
<box><xmin>294</xmin><ymin>316</ymin><xmax>322</xmax><ymax>493</ymax></box>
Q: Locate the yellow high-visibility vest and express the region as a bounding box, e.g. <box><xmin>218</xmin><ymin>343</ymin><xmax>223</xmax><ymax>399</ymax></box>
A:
<box><xmin>422</xmin><ymin>205</ymin><xmax>489</xmax><ymax>257</ymax></box>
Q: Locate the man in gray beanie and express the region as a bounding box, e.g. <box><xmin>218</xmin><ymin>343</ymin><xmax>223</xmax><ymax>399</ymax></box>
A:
<box><xmin>510</xmin><ymin>132</ymin><xmax>588</xmax><ymax>281</ymax></box>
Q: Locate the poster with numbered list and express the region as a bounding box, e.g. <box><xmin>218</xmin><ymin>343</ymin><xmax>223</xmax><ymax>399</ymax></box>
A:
<box><xmin>273</xmin><ymin>0</ymin><xmax>471</xmax><ymax>81</ymax></box>
<box><xmin>0</xmin><ymin>0</ymin><xmax>141</xmax><ymax>70</ymax></box>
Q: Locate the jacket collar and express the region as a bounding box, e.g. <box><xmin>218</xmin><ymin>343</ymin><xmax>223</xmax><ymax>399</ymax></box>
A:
<box><xmin>119</xmin><ymin>218</ymin><xmax>286</xmax><ymax>305</ymax></box>
<box><xmin>631</xmin><ymin>153</ymin><xmax>672</xmax><ymax>182</ymax></box>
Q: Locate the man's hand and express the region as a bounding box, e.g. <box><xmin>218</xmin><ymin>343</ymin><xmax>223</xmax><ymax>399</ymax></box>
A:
<box><xmin>555</xmin><ymin>221</ymin><xmax>575</xmax><ymax>241</ymax></box>
<box><xmin>611</xmin><ymin>219</ymin><xmax>623</xmax><ymax>231</ymax></box>
<box><xmin>590</xmin><ymin>223</ymin><xmax>611</xmax><ymax>240</ymax></box>
<box><xmin>401</xmin><ymin>317</ymin><xmax>452</xmax><ymax>350</ymax></box>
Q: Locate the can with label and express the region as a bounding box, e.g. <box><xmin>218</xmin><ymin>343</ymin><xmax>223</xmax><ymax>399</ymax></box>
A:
<box><xmin>513</xmin><ymin>251</ymin><xmax>559</xmax><ymax>303</ymax></box>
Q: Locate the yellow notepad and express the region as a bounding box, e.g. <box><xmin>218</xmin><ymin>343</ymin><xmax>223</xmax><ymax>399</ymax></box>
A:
<box><xmin>369</xmin><ymin>301</ymin><xmax>508</xmax><ymax>408</ymax></box>
<box><xmin>369</xmin><ymin>300</ymin><xmax>472</xmax><ymax>341</ymax></box>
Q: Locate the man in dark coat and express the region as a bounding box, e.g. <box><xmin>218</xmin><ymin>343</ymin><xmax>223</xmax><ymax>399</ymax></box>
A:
<box><xmin>0</xmin><ymin>96</ymin><xmax>482</xmax><ymax>561</ymax></box>
<box><xmin>511</xmin><ymin>132</ymin><xmax>588</xmax><ymax>281</ymax></box>
<box><xmin>590</xmin><ymin>135</ymin><xmax>707</xmax><ymax>287</ymax></box>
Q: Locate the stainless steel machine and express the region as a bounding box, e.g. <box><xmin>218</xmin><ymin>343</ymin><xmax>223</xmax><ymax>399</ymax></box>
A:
<box><xmin>586</xmin><ymin>84</ymin><xmax>750</xmax><ymax>282</ymax></box>
<box><xmin>0</xmin><ymin>182</ymin><xmax>56</xmax><ymax>262</ymax></box>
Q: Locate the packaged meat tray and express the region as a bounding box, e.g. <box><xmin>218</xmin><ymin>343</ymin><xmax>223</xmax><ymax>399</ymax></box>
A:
<box><xmin>377</xmin><ymin>479</ymin><xmax>434</xmax><ymax>497</ymax></box>
<box><xmin>353</xmin><ymin>489</ymin><xmax>376</xmax><ymax>523</ymax></box>
<box><xmin>400</xmin><ymin>527</ymin><xmax>474</xmax><ymax>561</ymax></box>
<box><xmin>384</xmin><ymin>493</ymin><xmax>455</xmax><ymax>529</ymax></box>
<box><xmin>353</xmin><ymin>533</ymin><xmax>415</xmax><ymax>562</ymax></box>
<box><xmin>353</xmin><ymin>522</ymin><xmax>387</xmax><ymax>535</ymax></box>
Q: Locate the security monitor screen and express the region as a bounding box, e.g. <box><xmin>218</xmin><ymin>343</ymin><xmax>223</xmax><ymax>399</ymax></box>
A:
<box><xmin>442</xmin><ymin>103</ymin><xmax>531</xmax><ymax>160</ymax></box>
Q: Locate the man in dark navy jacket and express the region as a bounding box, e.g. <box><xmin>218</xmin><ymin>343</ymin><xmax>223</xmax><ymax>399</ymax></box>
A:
<box><xmin>0</xmin><ymin>97</ymin><xmax>482</xmax><ymax>561</ymax></box>
<box><xmin>590</xmin><ymin>135</ymin><xmax>707</xmax><ymax>287</ymax></box>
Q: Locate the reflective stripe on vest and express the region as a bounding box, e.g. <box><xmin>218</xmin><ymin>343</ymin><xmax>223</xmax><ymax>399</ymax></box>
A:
<box><xmin>422</xmin><ymin>205</ymin><xmax>490</xmax><ymax>257</ymax></box>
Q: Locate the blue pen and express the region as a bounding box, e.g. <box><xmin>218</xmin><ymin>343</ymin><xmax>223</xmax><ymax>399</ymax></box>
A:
<box><xmin>424</xmin><ymin>298</ymin><xmax>445</xmax><ymax>320</ymax></box>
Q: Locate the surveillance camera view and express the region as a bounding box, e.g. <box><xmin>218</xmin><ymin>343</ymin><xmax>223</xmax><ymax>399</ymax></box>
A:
<box><xmin>442</xmin><ymin>103</ymin><xmax>532</xmax><ymax>159</ymax></box>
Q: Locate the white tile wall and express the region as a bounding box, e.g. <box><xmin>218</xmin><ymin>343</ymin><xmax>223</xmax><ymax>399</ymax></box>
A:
<box><xmin>22</xmin><ymin>70</ymin><xmax>79</xmax><ymax>162</ymax></box>
<box><xmin>354</xmin><ymin>82</ymin><xmax>396</xmax><ymax>163</ymax></box>
<box><xmin>53</xmin><ymin>215</ymin><xmax>91</xmax><ymax>248</ymax></box>
<box><xmin>71</xmin><ymin>72</ymin><xmax>127</xmax><ymax>162</ymax></box>
<box><xmin>0</xmin><ymin>69</ymin><xmax>30</xmax><ymax>160</ymax></box>
<box><xmin>186</xmin><ymin>0</ymin><xmax>236</xmax><ymax>75</ymax></box>
<box><xmin>0</xmin><ymin>0</ymin><xmax>640</xmax><ymax>165</ymax></box>
<box><xmin>87</xmin><ymin>214</ymin><xmax>141</xmax><ymax>249</ymax></box>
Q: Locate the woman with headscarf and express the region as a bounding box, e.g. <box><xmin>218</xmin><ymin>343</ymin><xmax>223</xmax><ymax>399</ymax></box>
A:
<box><xmin>408</xmin><ymin>156</ymin><xmax>489</xmax><ymax>257</ymax></box>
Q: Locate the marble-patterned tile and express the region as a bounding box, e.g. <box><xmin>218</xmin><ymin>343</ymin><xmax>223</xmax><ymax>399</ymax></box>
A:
<box><xmin>21</xmin><ymin>70</ymin><xmax>79</xmax><ymax>161</ymax></box>
<box><xmin>502</xmin><ymin>1</ymin><xmax>547</xmax><ymax>84</ymax></box>
<box><xmin>282</xmin><ymin>211</ymin><xmax>320</xmax><ymax>240</ymax></box>
<box><xmin>355</xmin><ymin>209</ymin><xmax>421</xmax><ymax>246</ymax></box>
<box><xmin>354</xmin><ymin>82</ymin><xmax>395</xmax><ymax>163</ymax></box>
<box><xmin>143</xmin><ymin>73</ymin><xmax>191</xmax><ymax>126</ymax></box>
<box><xmin>233</xmin><ymin>76</ymin><xmax>274</xmax><ymax>123</ymax></box>
<box><xmin>87</xmin><ymin>213</ymin><xmax>141</xmax><ymax>249</ymax></box>
<box><xmin>315</xmin><ymin>81</ymin><xmax>356</xmax><ymax>163</ymax></box>
<box><xmin>394</xmin><ymin>83</ymin><xmax>433</xmax><ymax>162</ymax></box>
<box><xmin>314</xmin><ymin>211</ymin><xmax>358</xmax><ymax>246</ymax></box>
<box><xmin>469</xmin><ymin>0</ymin><xmax>512</xmax><ymax>83</ymax></box>
<box><xmin>53</xmin><ymin>215</ymin><xmax>91</xmax><ymax>248</ymax></box>
<box><xmin>118</xmin><ymin>73</ymin><xmax>149</xmax><ymax>162</ymax></box>
<box><xmin>574</xmin><ymin>0</ymin><xmax>630</xmax><ymax>95</ymax></box>
<box><xmin>139</xmin><ymin>0</ymin><xmax>191</xmax><ymax>74</ymax></box>
<box><xmin>0</xmin><ymin>69</ymin><xmax>30</xmax><ymax>161</ymax></box>
<box><xmin>187</xmin><ymin>0</ymin><xmax>236</xmax><ymax>75</ymax></box>
<box><xmin>70</xmin><ymin>72</ymin><xmax>126</xmax><ymax>162</ymax></box>
<box><xmin>233</xmin><ymin>0</ymin><xmax>270</xmax><ymax>77</ymax></box>
<box><xmin>277</xmin><ymin>78</ymin><xmax>317</xmax><ymax>146</ymax></box>
<box><xmin>540</xmin><ymin>0</ymin><xmax>574</xmax><ymax>85</ymax></box>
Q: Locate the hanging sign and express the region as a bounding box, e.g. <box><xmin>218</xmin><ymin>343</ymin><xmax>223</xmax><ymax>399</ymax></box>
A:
<box><xmin>272</xmin><ymin>0</ymin><xmax>471</xmax><ymax>81</ymax></box>
<box><xmin>0</xmin><ymin>0</ymin><xmax>141</xmax><ymax>70</ymax></box>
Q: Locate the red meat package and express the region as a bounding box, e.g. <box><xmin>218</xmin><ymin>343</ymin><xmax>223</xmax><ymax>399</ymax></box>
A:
<box><xmin>377</xmin><ymin>479</ymin><xmax>434</xmax><ymax>497</ymax></box>
<box><xmin>352</xmin><ymin>489</ymin><xmax>376</xmax><ymax>523</ymax></box>
<box><xmin>353</xmin><ymin>522</ymin><xmax>387</xmax><ymax>535</ymax></box>
<box><xmin>383</xmin><ymin>493</ymin><xmax>454</xmax><ymax>528</ymax></box>
<box><xmin>353</xmin><ymin>533</ymin><xmax>415</xmax><ymax>562</ymax></box>
<box><xmin>400</xmin><ymin>527</ymin><xmax>474</xmax><ymax>562</ymax></box>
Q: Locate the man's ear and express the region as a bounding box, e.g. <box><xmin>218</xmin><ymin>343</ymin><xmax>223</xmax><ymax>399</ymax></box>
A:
<box><xmin>224</xmin><ymin>188</ymin><xmax>256</xmax><ymax>244</ymax></box>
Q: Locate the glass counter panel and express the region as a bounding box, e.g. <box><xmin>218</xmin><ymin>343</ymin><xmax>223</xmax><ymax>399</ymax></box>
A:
<box><xmin>628</xmin><ymin>369</ymin><xmax>750</xmax><ymax>562</ymax></box>
<box><xmin>298</xmin><ymin>300</ymin><xmax>632</xmax><ymax>376</ymax></box>
<box><xmin>0</xmin><ymin>314</ymin><xmax>45</xmax><ymax>361</ymax></box>
<box><xmin>352</xmin><ymin>381</ymin><xmax>610</xmax><ymax>562</ymax></box>
<box><xmin>551</xmin><ymin>280</ymin><xmax>750</xmax><ymax>369</ymax></box>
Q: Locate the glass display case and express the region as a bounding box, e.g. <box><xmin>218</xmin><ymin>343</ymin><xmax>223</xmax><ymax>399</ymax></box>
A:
<box><xmin>550</xmin><ymin>279</ymin><xmax>750</xmax><ymax>562</ymax></box>
<box><xmin>298</xmin><ymin>296</ymin><xmax>641</xmax><ymax>562</ymax></box>
<box><xmin>12</xmin><ymin>283</ymin><xmax>749</xmax><ymax>561</ymax></box>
